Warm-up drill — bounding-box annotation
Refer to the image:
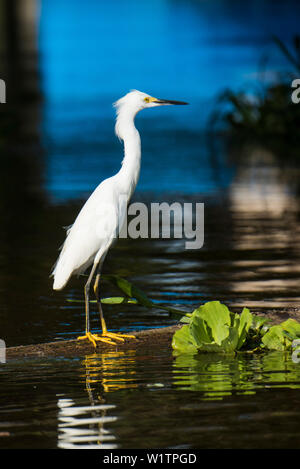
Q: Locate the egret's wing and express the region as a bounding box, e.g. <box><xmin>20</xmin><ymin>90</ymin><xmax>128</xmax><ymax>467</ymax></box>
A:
<box><xmin>52</xmin><ymin>177</ymin><xmax>122</xmax><ymax>289</ymax></box>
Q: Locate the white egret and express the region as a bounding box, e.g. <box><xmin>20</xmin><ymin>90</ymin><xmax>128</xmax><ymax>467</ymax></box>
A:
<box><xmin>52</xmin><ymin>90</ymin><xmax>188</xmax><ymax>347</ymax></box>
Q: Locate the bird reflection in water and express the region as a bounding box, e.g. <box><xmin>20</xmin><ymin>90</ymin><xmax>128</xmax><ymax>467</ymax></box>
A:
<box><xmin>83</xmin><ymin>350</ymin><xmax>138</xmax><ymax>393</ymax></box>
<box><xmin>57</xmin><ymin>350</ymin><xmax>138</xmax><ymax>448</ymax></box>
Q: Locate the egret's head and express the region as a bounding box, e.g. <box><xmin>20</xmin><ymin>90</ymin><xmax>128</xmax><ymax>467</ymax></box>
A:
<box><xmin>114</xmin><ymin>90</ymin><xmax>188</xmax><ymax>114</ymax></box>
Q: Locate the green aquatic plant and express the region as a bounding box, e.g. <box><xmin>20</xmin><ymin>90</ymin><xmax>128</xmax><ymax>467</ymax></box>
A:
<box><xmin>68</xmin><ymin>274</ymin><xmax>300</xmax><ymax>357</ymax></box>
<box><xmin>261</xmin><ymin>318</ymin><xmax>300</xmax><ymax>351</ymax></box>
<box><xmin>172</xmin><ymin>301</ymin><xmax>253</xmax><ymax>355</ymax></box>
<box><xmin>172</xmin><ymin>300</ymin><xmax>300</xmax><ymax>356</ymax></box>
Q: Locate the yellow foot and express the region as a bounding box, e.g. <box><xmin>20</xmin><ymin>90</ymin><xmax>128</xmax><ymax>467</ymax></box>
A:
<box><xmin>77</xmin><ymin>332</ymin><xmax>116</xmax><ymax>347</ymax></box>
<box><xmin>95</xmin><ymin>331</ymin><xmax>136</xmax><ymax>343</ymax></box>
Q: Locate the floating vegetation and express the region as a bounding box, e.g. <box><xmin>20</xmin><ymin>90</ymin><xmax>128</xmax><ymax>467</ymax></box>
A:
<box><xmin>172</xmin><ymin>300</ymin><xmax>300</xmax><ymax>356</ymax></box>
<box><xmin>69</xmin><ymin>275</ymin><xmax>300</xmax><ymax>358</ymax></box>
<box><xmin>172</xmin><ymin>302</ymin><xmax>254</xmax><ymax>355</ymax></box>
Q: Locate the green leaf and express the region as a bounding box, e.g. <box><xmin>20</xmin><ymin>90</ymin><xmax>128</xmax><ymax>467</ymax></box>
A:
<box><xmin>193</xmin><ymin>301</ymin><xmax>232</xmax><ymax>345</ymax></box>
<box><xmin>100</xmin><ymin>297</ymin><xmax>138</xmax><ymax>305</ymax></box>
<box><xmin>67</xmin><ymin>296</ymin><xmax>138</xmax><ymax>305</ymax></box>
<box><xmin>280</xmin><ymin>319</ymin><xmax>300</xmax><ymax>338</ymax></box>
<box><xmin>220</xmin><ymin>324</ymin><xmax>239</xmax><ymax>353</ymax></box>
<box><xmin>190</xmin><ymin>314</ymin><xmax>213</xmax><ymax>345</ymax></box>
<box><xmin>172</xmin><ymin>301</ymin><xmax>250</xmax><ymax>354</ymax></box>
<box><xmin>102</xmin><ymin>274</ymin><xmax>154</xmax><ymax>308</ymax></box>
<box><xmin>237</xmin><ymin>308</ymin><xmax>253</xmax><ymax>350</ymax></box>
<box><xmin>261</xmin><ymin>319</ymin><xmax>300</xmax><ymax>351</ymax></box>
<box><xmin>179</xmin><ymin>315</ymin><xmax>192</xmax><ymax>324</ymax></box>
<box><xmin>172</xmin><ymin>325</ymin><xmax>198</xmax><ymax>355</ymax></box>
<box><xmin>261</xmin><ymin>325</ymin><xmax>288</xmax><ymax>351</ymax></box>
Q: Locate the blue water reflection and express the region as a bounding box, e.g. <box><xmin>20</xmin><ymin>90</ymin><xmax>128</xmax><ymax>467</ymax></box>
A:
<box><xmin>38</xmin><ymin>0</ymin><xmax>300</xmax><ymax>201</ymax></box>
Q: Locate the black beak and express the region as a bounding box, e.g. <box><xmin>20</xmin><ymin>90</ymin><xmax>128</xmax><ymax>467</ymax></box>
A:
<box><xmin>154</xmin><ymin>98</ymin><xmax>188</xmax><ymax>105</ymax></box>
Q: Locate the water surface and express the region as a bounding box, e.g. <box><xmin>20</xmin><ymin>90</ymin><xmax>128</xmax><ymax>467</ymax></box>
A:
<box><xmin>1</xmin><ymin>348</ymin><xmax>300</xmax><ymax>449</ymax></box>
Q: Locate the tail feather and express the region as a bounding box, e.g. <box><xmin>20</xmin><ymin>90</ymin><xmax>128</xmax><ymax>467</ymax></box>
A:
<box><xmin>52</xmin><ymin>255</ymin><xmax>72</xmax><ymax>291</ymax></box>
<box><xmin>51</xmin><ymin>224</ymin><xmax>74</xmax><ymax>290</ymax></box>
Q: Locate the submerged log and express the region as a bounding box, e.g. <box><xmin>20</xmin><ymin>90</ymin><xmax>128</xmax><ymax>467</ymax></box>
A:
<box><xmin>6</xmin><ymin>307</ymin><xmax>300</xmax><ymax>361</ymax></box>
<box><xmin>6</xmin><ymin>325</ymin><xmax>180</xmax><ymax>360</ymax></box>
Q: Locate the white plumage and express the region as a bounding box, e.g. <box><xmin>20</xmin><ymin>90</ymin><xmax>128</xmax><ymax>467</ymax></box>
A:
<box><xmin>52</xmin><ymin>177</ymin><xmax>121</xmax><ymax>290</ymax></box>
<box><xmin>51</xmin><ymin>90</ymin><xmax>187</xmax><ymax>346</ymax></box>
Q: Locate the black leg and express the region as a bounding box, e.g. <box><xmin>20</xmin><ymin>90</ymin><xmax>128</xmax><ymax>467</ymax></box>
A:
<box><xmin>93</xmin><ymin>270</ymin><xmax>136</xmax><ymax>343</ymax></box>
<box><xmin>84</xmin><ymin>262</ymin><xmax>98</xmax><ymax>334</ymax></box>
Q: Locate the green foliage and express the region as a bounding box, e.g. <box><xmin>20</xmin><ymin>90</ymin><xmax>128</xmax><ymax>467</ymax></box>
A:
<box><xmin>68</xmin><ymin>273</ymin><xmax>188</xmax><ymax>316</ymax></box>
<box><xmin>261</xmin><ymin>318</ymin><xmax>300</xmax><ymax>351</ymax></box>
<box><xmin>102</xmin><ymin>274</ymin><xmax>154</xmax><ymax>308</ymax></box>
<box><xmin>172</xmin><ymin>301</ymin><xmax>300</xmax><ymax>356</ymax></box>
<box><xmin>70</xmin><ymin>274</ymin><xmax>300</xmax><ymax>359</ymax></box>
<box><xmin>172</xmin><ymin>301</ymin><xmax>253</xmax><ymax>355</ymax></box>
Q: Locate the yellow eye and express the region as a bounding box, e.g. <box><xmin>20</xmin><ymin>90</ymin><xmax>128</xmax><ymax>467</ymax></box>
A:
<box><xmin>144</xmin><ymin>97</ymin><xmax>150</xmax><ymax>103</ymax></box>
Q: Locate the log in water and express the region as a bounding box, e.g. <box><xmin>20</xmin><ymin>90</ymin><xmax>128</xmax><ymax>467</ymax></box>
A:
<box><xmin>6</xmin><ymin>325</ymin><xmax>180</xmax><ymax>360</ymax></box>
<box><xmin>6</xmin><ymin>307</ymin><xmax>300</xmax><ymax>360</ymax></box>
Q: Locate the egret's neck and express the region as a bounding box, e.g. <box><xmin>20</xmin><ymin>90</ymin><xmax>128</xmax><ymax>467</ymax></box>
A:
<box><xmin>115</xmin><ymin>107</ymin><xmax>141</xmax><ymax>199</ymax></box>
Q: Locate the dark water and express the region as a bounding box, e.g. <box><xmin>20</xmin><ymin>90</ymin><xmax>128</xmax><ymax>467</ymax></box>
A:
<box><xmin>1</xmin><ymin>174</ymin><xmax>300</xmax><ymax>449</ymax></box>
<box><xmin>1</xmin><ymin>0</ymin><xmax>300</xmax><ymax>450</ymax></box>
<box><xmin>1</xmin><ymin>349</ymin><xmax>300</xmax><ymax>449</ymax></box>
<box><xmin>1</xmin><ymin>184</ymin><xmax>300</xmax><ymax>348</ymax></box>
<box><xmin>1</xmin><ymin>168</ymin><xmax>300</xmax><ymax>348</ymax></box>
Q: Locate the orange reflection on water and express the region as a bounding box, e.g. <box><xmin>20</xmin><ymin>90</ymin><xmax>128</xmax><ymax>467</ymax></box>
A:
<box><xmin>82</xmin><ymin>350</ymin><xmax>138</xmax><ymax>393</ymax></box>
